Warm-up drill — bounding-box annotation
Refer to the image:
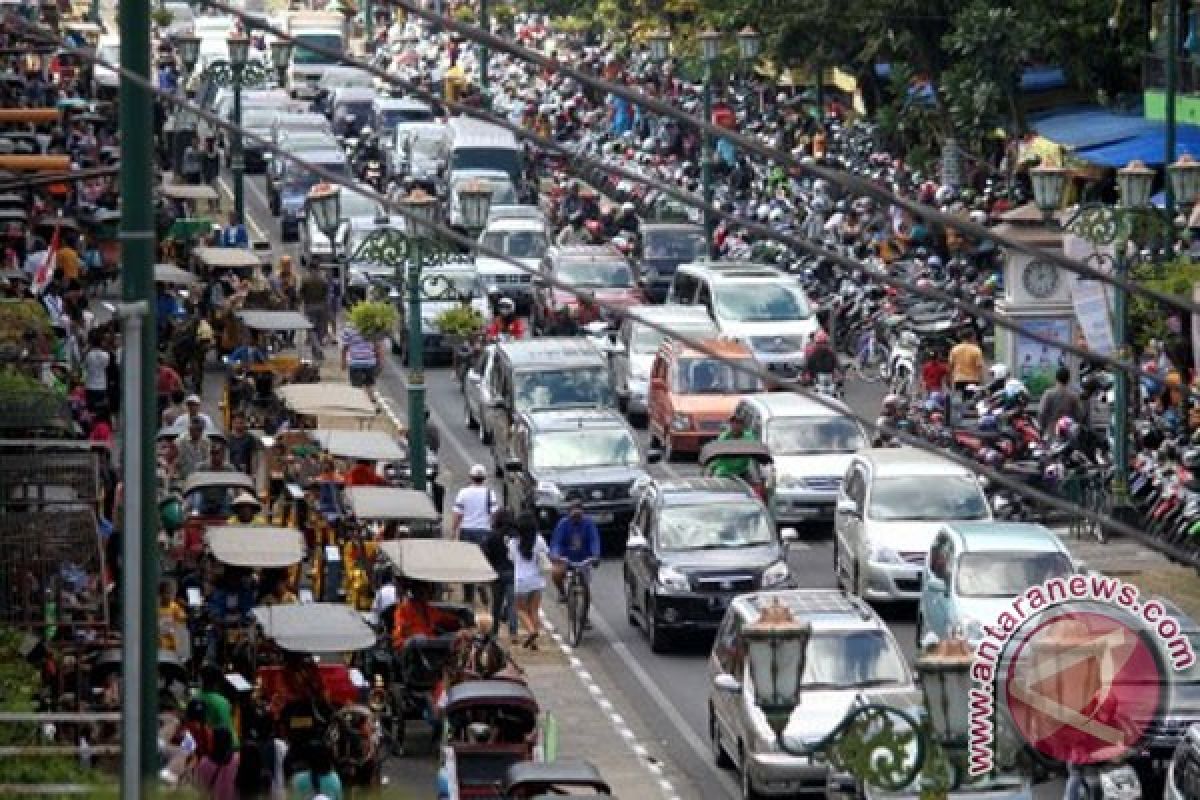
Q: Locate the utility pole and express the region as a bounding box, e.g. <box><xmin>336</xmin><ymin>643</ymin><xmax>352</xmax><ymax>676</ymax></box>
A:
<box><xmin>1166</xmin><ymin>0</ymin><xmax>1179</xmax><ymax>215</ymax></box>
<box><xmin>117</xmin><ymin>0</ymin><xmax>158</xmax><ymax>791</ymax></box>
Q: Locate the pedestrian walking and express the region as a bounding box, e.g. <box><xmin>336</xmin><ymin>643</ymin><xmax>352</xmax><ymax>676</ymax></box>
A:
<box><xmin>484</xmin><ymin>509</ymin><xmax>518</xmax><ymax>639</ymax></box>
<box><xmin>340</xmin><ymin>324</ymin><xmax>380</xmax><ymax>388</ymax></box>
<box><xmin>1038</xmin><ymin>366</ymin><xmax>1085</xmax><ymax>437</ymax></box>
<box><xmin>508</xmin><ymin>512</ymin><xmax>548</xmax><ymax>650</ymax></box>
<box><xmin>450</xmin><ymin>464</ymin><xmax>500</xmax><ymax>605</ymax></box>
<box><xmin>947</xmin><ymin>328</ymin><xmax>984</xmax><ymax>401</ymax></box>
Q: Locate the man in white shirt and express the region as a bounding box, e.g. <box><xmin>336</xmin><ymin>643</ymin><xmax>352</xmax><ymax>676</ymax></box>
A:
<box><xmin>450</xmin><ymin>464</ymin><xmax>500</xmax><ymax>604</ymax></box>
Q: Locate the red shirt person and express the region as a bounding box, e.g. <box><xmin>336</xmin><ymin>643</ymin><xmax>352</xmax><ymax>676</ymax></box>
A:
<box><xmin>343</xmin><ymin>458</ymin><xmax>387</xmax><ymax>487</ymax></box>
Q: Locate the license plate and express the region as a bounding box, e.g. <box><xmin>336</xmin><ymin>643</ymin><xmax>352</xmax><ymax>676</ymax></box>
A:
<box><xmin>593</xmin><ymin>512</ymin><xmax>614</xmax><ymax>524</ymax></box>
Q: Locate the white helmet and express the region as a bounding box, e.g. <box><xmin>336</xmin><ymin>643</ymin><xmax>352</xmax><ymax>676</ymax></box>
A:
<box><xmin>361</xmin><ymin>126</ymin><xmax>373</xmax><ymax>137</ymax></box>
<box><xmin>497</xmin><ymin>296</ymin><xmax>516</xmax><ymax>313</ymax></box>
<box><xmin>757</xmin><ymin>204</ymin><xmax>771</xmax><ymax>221</ymax></box>
<box><xmin>769</xmin><ymin>207</ymin><xmax>784</xmax><ymax>222</ymax></box>
<box><xmin>988</xmin><ymin>363</ymin><xmax>1009</xmax><ymax>383</ymax></box>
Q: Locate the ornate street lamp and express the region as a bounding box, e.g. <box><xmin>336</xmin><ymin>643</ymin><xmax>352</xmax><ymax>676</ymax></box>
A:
<box><xmin>1030</xmin><ymin>164</ymin><xmax>1067</xmax><ymax>222</ymax></box>
<box><xmin>647</xmin><ymin>28</ymin><xmax>671</xmax><ymax>62</ymax></box>
<box><xmin>396</xmin><ymin>188</ymin><xmax>441</xmax><ymax>494</ymax></box>
<box><xmin>269</xmin><ymin>38</ymin><xmax>293</xmax><ymax>88</ymax></box>
<box><xmin>227</xmin><ymin>33</ymin><xmax>251</xmax><ymax>223</ymax></box>
<box><xmin>915</xmin><ymin>638</ymin><xmax>973</xmax><ymax>750</ymax></box>
<box><xmin>741</xmin><ymin>598</ymin><xmax>809</xmax><ymax>734</ymax></box>
<box><xmin>1169</xmin><ymin>153</ymin><xmax>1200</xmax><ymax>208</ymax></box>
<box><xmin>458</xmin><ymin>180</ymin><xmax>494</xmax><ymax>236</ymax></box>
<box><xmin>1116</xmin><ymin>159</ymin><xmax>1155</xmax><ymax>209</ymax></box>
<box><xmin>736</xmin><ymin>26</ymin><xmax>761</xmax><ymax>62</ymax></box>
<box><xmin>698</xmin><ymin>28</ymin><xmax>722</xmax><ymax>63</ymax></box>
<box><xmin>176</xmin><ymin>34</ymin><xmax>200</xmax><ymax>75</ymax></box>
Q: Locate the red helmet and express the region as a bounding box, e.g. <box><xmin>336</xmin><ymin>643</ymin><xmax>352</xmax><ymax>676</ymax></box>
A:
<box><xmin>584</xmin><ymin>219</ymin><xmax>603</xmax><ymax>237</ymax></box>
<box><xmin>813</xmin><ymin>330</ymin><xmax>829</xmax><ymax>345</ymax></box>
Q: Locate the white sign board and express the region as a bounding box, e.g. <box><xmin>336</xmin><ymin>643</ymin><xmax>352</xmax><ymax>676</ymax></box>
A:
<box><xmin>1071</xmin><ymin>279</ymin><xmax>1115</xmax><ymax>356</ymax></box>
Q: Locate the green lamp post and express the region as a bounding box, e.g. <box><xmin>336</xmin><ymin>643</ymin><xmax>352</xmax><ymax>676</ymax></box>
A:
<box><xmin>699</xmin><ymin>28</ymin><xmax>720</xmax><ymax>259</ymax></box>
<box><xmin>227</xmin><ymin>32</ymin><xmax>250</xmax><ymax>224</ymax></box>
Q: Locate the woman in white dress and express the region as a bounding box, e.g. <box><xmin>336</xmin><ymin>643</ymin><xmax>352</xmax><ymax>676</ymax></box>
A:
<box><xmin>507</xmin><ymin>513</ymin><xmax>548</xmax><ymax>649</ymax></box>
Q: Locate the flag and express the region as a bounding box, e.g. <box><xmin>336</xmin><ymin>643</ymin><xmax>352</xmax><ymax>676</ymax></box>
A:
<box><xmin>32</xmin><ymin>225</ymin><xmax>59</xmax><ymax>295</ymax></box>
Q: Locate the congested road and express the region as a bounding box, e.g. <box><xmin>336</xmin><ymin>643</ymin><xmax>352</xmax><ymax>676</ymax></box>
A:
<box><xmin>228</xmin><ymin>160</ymin><xmax>918</xmax><ymax>798</ymax></box>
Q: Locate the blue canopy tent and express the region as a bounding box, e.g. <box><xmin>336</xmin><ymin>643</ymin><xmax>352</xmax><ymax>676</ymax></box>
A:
<box><xmin>1029</xmin><ymin>106</ymin><xmax>1157</xmax><ymax>150</ymax></box>
<box><xmin>1073</xmin><ymin>126</ymin><xmax>1200</xmax><ymax>167</ymax></box>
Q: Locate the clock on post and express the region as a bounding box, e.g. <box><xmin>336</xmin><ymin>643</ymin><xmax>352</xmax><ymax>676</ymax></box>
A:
<box><xmin>1020</xmin><ymin>260</ymin><xmax>1060</xmax><ymax>300</ymax></box>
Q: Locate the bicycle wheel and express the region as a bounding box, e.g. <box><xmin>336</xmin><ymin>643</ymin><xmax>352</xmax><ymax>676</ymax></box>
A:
<box><xmin>566</xmin><ymin>579</ymin><xmax>587</xmax><ymax>648</ymax></box>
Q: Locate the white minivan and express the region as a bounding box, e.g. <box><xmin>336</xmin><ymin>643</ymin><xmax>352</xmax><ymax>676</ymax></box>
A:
<box><xmin>667</xmin><ymin>262</ymin><xmax>819</xmax><ymax>380</ymax></box>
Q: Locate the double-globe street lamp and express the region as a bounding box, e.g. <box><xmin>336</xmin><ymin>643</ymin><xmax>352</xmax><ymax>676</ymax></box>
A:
<box><xmin>1030</xmin><ymin>155</ymin><xmax>1200</xmax><ymax>507</ymax></box>
<box><xmin>310</xmin><ymin>182</ymin><xmax>494</xmax><ymax>491</ymax></box>
<box><xmin>646</xmin><ymin>26</ymin><xmax>760</xmax><ymax>259</ymax></box>
<box><xmin>735</xmin><ymin>600</ymin><xmax>975</xmax><ymax>794</ymax></box>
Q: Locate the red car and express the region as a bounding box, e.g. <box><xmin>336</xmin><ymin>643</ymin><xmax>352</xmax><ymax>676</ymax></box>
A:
<box><xmin>533</xmin><ymin>244</ymin><xmax>646</xmax><ymax>332</ymax></box>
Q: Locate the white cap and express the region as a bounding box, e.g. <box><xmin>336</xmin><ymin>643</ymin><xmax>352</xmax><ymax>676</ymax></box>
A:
<box><xmin>469</xmin><ymin>464</ymin><xmax>488</xmax><ymax>479</ymax></box>
<box><xmin>185</xmin><ymin>394</ymin><xmax>201</xmax><ymax>405</ymax></box>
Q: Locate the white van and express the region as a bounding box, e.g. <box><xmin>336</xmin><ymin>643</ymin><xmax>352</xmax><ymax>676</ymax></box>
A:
<box><xmin>667</xmin><ymin>262</ymin><xmax>820</xmax><ymax>379</ymax></box>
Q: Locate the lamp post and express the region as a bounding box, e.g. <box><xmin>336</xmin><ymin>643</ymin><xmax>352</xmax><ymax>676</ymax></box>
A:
<box><xmin>647</xmin><ymin>28</ymin><xmax>671</xmax><ymax>63</ymax></box>
<box><xmin>227</xmin><ymin>33</ymin><xmax>250</xmax><ymax>224</ymax></box>
<box><xmin>1029</xmin><ymin>164</ymin><xmax>1067</xmax><ymax>224</ymax></box>
<box><xmin>735</xmin><ymin>26</ymin><xmax>761</xmax><ymax>81</ymax></box>
<box><xmin>479</xmin><ymin>0</ymin><xmax>490</xmax><ymax>108</ymax></box>
<box><xmin>734</xmin><ymin>600</ymin><xmax>976</xmax><ymax>794</ymax></box>
<box><xmin>308</xmin><ymin>182</ymin><xmax>342</xmax><ymax>265</ymax></box>
<box><xmin>176</xmin><ymin>33</ymin><xmax>200</xmax><ymax>77</ymax></box>
<box><xmin>397</xmin><ymin>189</ymin><xmax>440</xmax><ymax>492</ymax></box>
<box><xmin>269</xmin><ymin>38</ymin><xmax>293</xmax><ymax>88</ymax></box>
<box><xmin>699</xmin><ymin>28</ymin><xmax>720</xmax><ymax>259</ymax></box>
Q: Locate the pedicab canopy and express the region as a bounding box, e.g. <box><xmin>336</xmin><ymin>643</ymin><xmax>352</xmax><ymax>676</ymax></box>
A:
<box><xmin>235</xmin><ymin>309</ymin><xmax>315</xmax><ymax>332</ymax></box>
<box><xmin>252</xmin><ymin>602</ymin><xmax>377</xmax><ymax>653</ymax></box>
<box><xmin>276</xmin><ymin>383</ymin><xmax>377</xmax><ymax>418</ymax></box>
<box><xmin>182</xmin><ymin>470</ymin><xmax>256</xmax><ymax>497</ymax></box>
<box><xmin>158</xmin><ymin>183</ymin><xmax>220</xmax><ymax>205</ymax></box>
<box><xmin>503</xmin><ymin>760</ymin><xmax>612</xmax><ymax>797</ymax></box>
<box><xmin>344</xmin><ymin>485</ymin><xmax>439</xmax><ymax>521</ymax></box>
<box><xmin>443</xmin><ymin>679</ymin><xmax>539</xmax><ymax>717</ymax></box>
<box><xmin>192</xmin><ymin>246</ymin><xmax>263</xmax><ymax>271</ymax></box>
<box><xmin>205</xmin><ymin>526</ymin><xmax>307</xmax><ymax>569</ymax></box>
<box><xmin>154</xmin><ymin>262</ymin><xmax>199</xmax><ymax>286</ymax></box>
<box><xmin>309</xmin><ymin>430</ymin><xmax>406</xmax><ymax>462</ymax></box>
<box><xmin>378</xmin><ymin>538</ymin><xmax>497</xmax><ymax>584</ymax></box>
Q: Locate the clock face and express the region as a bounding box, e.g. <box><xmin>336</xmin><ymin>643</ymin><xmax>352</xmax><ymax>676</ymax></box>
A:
<box><xmin>1021</xmin><ymin>261</ymin><xmax>1059</xmax><ymax>299</ymax></box>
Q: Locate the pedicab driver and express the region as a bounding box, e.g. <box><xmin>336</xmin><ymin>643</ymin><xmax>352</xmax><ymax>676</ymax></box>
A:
<box><xmin>391</xmin><ymin>580</ymin><xmax>464</xmax><ymax>653</ymax></box>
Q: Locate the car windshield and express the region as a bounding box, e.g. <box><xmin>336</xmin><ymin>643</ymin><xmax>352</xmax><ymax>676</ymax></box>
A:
<box><xmin>243</xmin><ymin>109</ymin><xmax>278</xmax><ymax>129</ymax></box>
<box><xmin>532</xmin><ymin>428</ymin><xmax>639</xmax><ymax>469</ymax></box>
<box><xmin>382</xmin><ymin>107</ymin><xmax>432</xmax><ymax>127</ymax></box>
<box><xmin>401</xmin><ymin>133</ymin><xmax>445</xmax><ymax>158</ymax></box>
<box><xmin>768</xmin><ymin>417</ymin><xmax>865</xmax><ymax>454</ymax></box>
<box><xmin>630</xmin><ymin>322</ymin><xmax>715</xmax><ymax>354</ymax></box>
<box><xmin>956</xmin><ymin>552</ymin><xmax>1072</xmax><ymax>597</ymax></box>
<box><xmin>799</xmin><ymin>631</ymin><xmax>909</xmax><ymax>689</ymax></box>
<box><xmin>294</xmin><ymin>34</ymin><xmax>342</xmax><ymax>64</ymax></box>
<box><xmin>714</xmin><ymin>283</ymin><xmax>812</xmax><ymax>322</ymax></box>
<box><xmin>673</xmin><ymin>358</ymin><xmax>761</xmax><ymax>394</ymax></box>
<box><xmin>286</xmin><ymin>136</ymin><xmax>337</xmax><ymax>153</ymax></box>
<box><xmin>481</xmin><ymin>230</ymin><xmax>548</xmax><ymax>259</ymax></box>
<box><xmin>869</xmin><ymin>476</ymin><xmax>989</xmax><ymax>521</ymax></box>
<box><xmin>644</xmin><ymin>231</ymin><xmax>706</xmax><ymax>261</ymax></box>
<box><xmin>456</xmin><ymin>179</ymin><xmax>516</xmax><ymax>206</ymax></box>
<box><xmin>657</xmin><ymin>503</ymin><xmax>773</xmax><ymax>550</ymax></box>
<box><xmin>339</xmin><ymin>191</ymin><xmax>379</xmax><ymax>219</ymax></box>
<box><xmin>514</xmin><ymin>368</ymin><xmax>613</xmax><ymax>411</ymax></box>
<box><xmin>421</xmin><ymin>271</ymin><xmax>479</xmax><ymax>300</ymax></box>
<box><xmin>335</xmin><ymin>102</ymin><xmax>371</xmax><ymax>122</ymax></box>
<box><xmin>557</xmin><ymin>260</ymin><xmax>633</xmax><ymax>289</ymax></box>
<box><xmin>286</xmin><ymin>162</ymin><xmax>347</xmax><ymax>192</ymax></box>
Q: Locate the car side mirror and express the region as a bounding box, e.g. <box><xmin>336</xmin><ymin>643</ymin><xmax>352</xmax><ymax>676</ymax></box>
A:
<box><xmin>626</xmin><ymin>532</ymin><xmax>648</xmax><ymax>550</ymax></box>
<box><xmin>503</xmin><ymin>459</ymin><xmax>523</xmax><ymax>473</ymax></box>
<box><xmin>713</xmin><ymin>673</ymin><xmax>741</xmax><ymax>694</ymax></box>
<box><xmin>646</xmin><ymin>448</ymin><xmax>663</xmax><ymax>464</ymax></box>
<box><xmin>835</xmin><ymin>499</ymin><xmax>860</xmax><ymax>518</ymax></box>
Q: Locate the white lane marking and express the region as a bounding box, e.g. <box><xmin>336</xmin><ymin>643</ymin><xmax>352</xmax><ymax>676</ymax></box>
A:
<box><xmin>540</xmin><ymin>611</ymin><xmax>681</xmax><ymax>799</ymax></box>
<box><xmin>216</xmin><ymin>176</ymin><xmax>268</xmax><ymax>240</ymax></box>
<box><xmin>587</xmin><ymin>608</ymin><xmax>739</xmax><ymax>797</ymax></box>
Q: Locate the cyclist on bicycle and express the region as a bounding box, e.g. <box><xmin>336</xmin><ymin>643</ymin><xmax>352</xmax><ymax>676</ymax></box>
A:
<box><xmin>549</xmin><ymin>499</ymin><xmax>600</xmax><ymax>604</ymax></box>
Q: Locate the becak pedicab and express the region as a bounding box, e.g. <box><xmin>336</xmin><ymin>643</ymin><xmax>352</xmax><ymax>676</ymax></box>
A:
<box><xmin>375</xmin><ymin>538</ymin><xmax>500</xmax><ymax>756</ymax></box>
<box><xmin>172</xmin><ymin>470</ymin><xmax>258</xmax><ymax>569</ymax></box>
<box><xmin>437</xmin><ymin>680</ymin><xmax>542</xmax><ymax>800</ymax></box>
<box><xmin>249</xmin><ymin>602</ymin><xmax>384</xmax><ymax>787</ymax></box>
<box><xmin>196</xmin><ymin>525</ymin><xmax>307</xmax><ymax>677</ymax></box>
<box><xmin>220</xmin><ymin>309</ymin><xmax>318</xmax><ymax>431</ymax></box>
<box><xmin>503</xmin><ymin>759</ymin><xmax>613</xmax><ymax>798</ymax></box>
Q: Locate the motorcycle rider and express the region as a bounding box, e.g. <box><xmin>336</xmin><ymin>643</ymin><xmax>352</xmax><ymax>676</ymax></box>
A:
<box><xmin>485</xmin><ymin>296</ymin><xmax>526</xmax><ymax>340</ymax></box>
<box><xmin>354</xmin><ymin>126</ymin><xmax>384</xmax><ymax>178</ymax></box>
<box><xmin>803</xmin><ymin>330</ymin><xmax>840</xmax><ymax>385</ymax></box>
<box><xmin>556</xmin><ymin>212</ymin><xmax>590</xmax><ymax>246</ymax></box>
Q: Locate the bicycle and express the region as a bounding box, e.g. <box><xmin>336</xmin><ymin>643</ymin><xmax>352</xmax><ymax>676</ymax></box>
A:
<box><xmin>563</xmin><ymin>559</ymin><xmax>595</xmax><ymax>648</ymax></box>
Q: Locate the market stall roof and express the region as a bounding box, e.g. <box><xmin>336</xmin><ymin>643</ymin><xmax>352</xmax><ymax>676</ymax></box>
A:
<box><xmin>235</xmin><ymin>310</ymin><xmax>314</xmax><ymax>331</ymax></box>
<box><xmin>378</xmin><ymin>539</ymin><xmax>496</xmax><ymax>583</ymax></box>
<box><xmin>206</xmin><ymin>526</ymin><xmax>306</xmax><ymax>568</ymax></box>
<box><xmin>1074</xmin><ymin>127</ymin><xmax>1200</xmax><ymax>167</ymax></box>
<box><xmin>309</xmin><ymin>430</ymin><xmax>405</xmax><ymax>462</ymax></box>
<box><xmin>276</xmin><ymin>383</ymin><xmax>377</xmax><ymax>418</ymax></box>
<box><xmin>252</xmin><ymin>602</ymin><xmax>376</xmax><ymax>652</ymax></box>
<box><xmin>1029</xmin><ymin>105</ymin><xmax>1156</xmax><ymax>150</ymax></box>
<box><xmin>154</xmin><ymin>263</ymin><xmax>198</xmax><ymax>286</ymax></box>
<box><xmin>344</xmin><ymin>486</ymin><xmax>438</xmax><ymax>521</ymax></box>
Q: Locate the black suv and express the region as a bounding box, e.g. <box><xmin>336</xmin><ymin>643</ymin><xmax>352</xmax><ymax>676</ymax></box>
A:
<box><xmin>502</xmin><ymin>408</ymin><xmax>657</xmax><ymax>548</ymax></box>
<box><xmin>623</xmin><ymin>478</ymin><xmax>795</xmax><ymax>652</ymax></box>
